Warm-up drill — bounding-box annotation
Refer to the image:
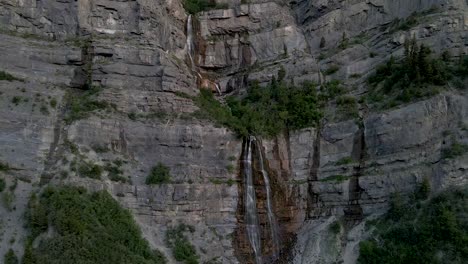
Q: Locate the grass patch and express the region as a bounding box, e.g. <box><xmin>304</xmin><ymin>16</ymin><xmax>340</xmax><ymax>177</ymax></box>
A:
<box><xmin>24</xmin><ymin>186</ymin><xmax>166</xmax><ymax>263</ymax></box>
<box><xmin>358</xmin><ymin>185</ymin><xmax>468</xmax><ymax>264</ymax></box>
<box><xmin>146</xmin><ymin>163</ymin><xmax>171</xmax><ymax>185</ymax></box>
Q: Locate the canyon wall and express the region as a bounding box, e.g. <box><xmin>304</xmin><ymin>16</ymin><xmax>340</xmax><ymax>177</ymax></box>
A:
<box><xmin>0</xmin><ymin>0</ymin><xmax>467</xmax><ymax>263</ymax></box>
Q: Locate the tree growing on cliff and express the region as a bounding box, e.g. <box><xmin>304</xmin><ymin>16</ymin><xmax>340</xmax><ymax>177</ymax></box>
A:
<box><xmin>146</xmin><ymin>163</ymin><xmax>171</xmax><ymax>185</ymax></box>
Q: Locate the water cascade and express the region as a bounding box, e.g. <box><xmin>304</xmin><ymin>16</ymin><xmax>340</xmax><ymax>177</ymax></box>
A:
<box><xmin>256</xmin><ymin>140</ymin><xmax>280</xmax><ymax>260</ymax></box>
<box><xmin>185</xmin><ymin>15</ymin><xmax>222</xmax><ymax>95</ymax></box>
<box><xmin>186</xmin><ymin>15</ymin><xmax>195</xmax><ymax>70</ymax></box>
<box><xmin>244</xmin><ymin>138</ymin><xmax>262</xmax><ymax>264</ymax></box>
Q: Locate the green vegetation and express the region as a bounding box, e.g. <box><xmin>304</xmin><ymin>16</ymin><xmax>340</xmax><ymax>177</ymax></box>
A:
<box><xmin>389</xmin><ymin>7</ymin><xmax>440</xmax><ymax>33</ymax></box>
<box><xmin>442</xmin><ymin>141</ymin><xmax>468</xmax><ymax>159</ymax></box>
<box><xmin>65</xmin><ymin>86</ymin><xmax>114</xmax><ymax>124</ymax></box>
<box><xmin>0</xmin><ymin>71</ymin><xmax>21</xmax><ymax>82</ymax></box>
<box><xmin>4</xmin><ymin>249</ymin><xmax>18</xmax><ymax>264</ymax></box>
<box><xmin>78</xmin><ymin>161</ymin><xmax>103</xmax><ymax>179</ymax></box>
<box><xmin>105</xmin><ymin>160</ymin><xmax>128</xmax><ymax>183</ymax></box>
<box><xmin>329</xmin><ymin>220</ymin><xmax>341</xmax><ymax>234</ymax></box>
<box><xmin>324</xmin><ymin>65</ymin><xmax>340</xmax><ymax>75</ymax></box>
<box><xmin>2</xmin><ymin>191</ymin><xmax>14</xmax><ymax>211</ymax></box>
<box><xmin>24</xmin><ymin>186</ymin><xmax>166</xmax><ymax>264</ymax></box>
<box><xmin>165</xmin><ymin>224</ymin><xmax>199</xmax><ymax>264</ymax></box>
<box><xmin>336</xmin><ymin>95</ymin><xmax>359</xmax><ymax>119</ymax></box>
<box><xmin>320</xmin><ymin>175</ymin><xmax>349</xmax><ymax>183</ymax></box>
<box><xmin>182</xmin><ymin>0</ymin><xmax>226</xmax><ymax>14</ymax></box>
<box><xmin>336</xmin><ymin>156</ymin><xmax>353</xmax><ymax>165</ymax></box>
<box><xmin>11</xmin><ymin>96</ymin><xmax>22</xmax><ymax>105</ymax></box>
<box><xmin>0</xmin><ymin>161</ymin><xmax>10</xmax><ymax>171</ymax></box>
<box><xmin>146</xmin><ymin>163</ymin><xmax>171</xmax><ymax>185</ymax></box>
<box><xmin>194</xmin><ymin>77</ymin><xmax>336</xmax><ymax>137</ymax></box>
<box><xmin>367</xmin><ymin>38</ymin><xmax>468</xmax><ymax>109</ymax></box>
<box><xmin>358</xmin><ymin>185</ymin><xmax>468</xmax><ymax>264</ymax></box>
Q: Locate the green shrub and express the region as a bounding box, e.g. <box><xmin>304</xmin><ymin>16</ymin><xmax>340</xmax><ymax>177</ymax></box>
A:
<box><xmin>146</xmin><ymin>163</ymin><xmax>171</xmax><ymax>185</ymax></box>
<box><xmin>226</xmin><ymin>164</ymin><xmax>235</xmax><ymax>173</ymax></box>
<box><xmin>24</xmin><ymin>186</ymin><xmax>167</xmax><ymax>264</ymax></box>
<box><xmin>0</xmin><ymin>178</ymin><xmax>5</xmax><ymax>192</ymax></box>
<box><xmin>165</xmin><ymin>224</ymin><xmax>199</xmax><ymax>264</ymax></box>
<box><xmin>2</xmin><ymin>191</ymin><xmax>14</xmax><ymax>211</ymax></box>
<box><xmin>358</xmin><ymin>186</ymin><xmax>468</xmax><ymax>264</ymax></box>
<box><xmin>0</xmin><ymin>161</ymin><xmax>10</xmax><ymax>171</ymax></box>
<box><xmin>65</xmin><ymin>86</ymin><xmax>111</xmax><ymax>124</ymax></box>
<box><xmin>0</xmin><ymin>71</ymin><xmax>21</xmax><ymax>82</ymax></box>
<box><xmin>182</xmin><ymin>0</ymin><xmax>217</xmax><ymax>14</ymax></box>
<box><xmin>78</xmin><ymin>161</ymin><xmax>103</xmax><ymax>179</ymax></box>
<box><xmin>50</xmin><ymin>98</ymin><xmax>57</xmax><ymax>108</ymax></box>
<box><xmin>324</xmin><ymin>65</ymin><xmax>340</xmax><ymax>75</ymax></box>
<box><xmin>105</xmin><ymin>162</ymin><xmax>127</xmax><ymax>183</ymax></box>
<box><xmin>4</xmin><ymin>249</ymin><xmax>18</xmax><ymax>264</ymax></box>
<box><xmin>329</xmin><ymin>221</ymin><xmax>341</xmax><ymax>234</ymax></box>
<box><xmin>11</xmin><ymin>96</ymin><xmax>22</xmax><ymax>105</ymax></box>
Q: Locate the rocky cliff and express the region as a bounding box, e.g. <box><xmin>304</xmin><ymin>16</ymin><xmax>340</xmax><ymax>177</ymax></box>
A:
<box><xmin>0</xmin><ymin>0</ymin><xmax>467</xmax><ymax>263</ymax></box>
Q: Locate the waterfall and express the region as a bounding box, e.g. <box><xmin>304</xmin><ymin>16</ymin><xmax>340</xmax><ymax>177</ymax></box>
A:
<box><xmin>256</xmin><ymin>139</ymin><xmax>280</xmax><ymax>260</ymax></box>
<box><xmin>244</xmin><ymin>137</ymin><xmax>262</xmax><ymax>264</ymax></box>
<box><xmin>186</xmin><ymin>15</ymin><xmax>195</xmax><ymax>70</ymax></box>
<box><xmin>186</xmin><ymin>15</ymin><xmax>222</xmax><ymax>95</ymax></box>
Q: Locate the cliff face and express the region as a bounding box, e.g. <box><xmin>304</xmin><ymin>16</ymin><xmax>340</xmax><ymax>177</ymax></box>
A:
<box><xmin>0</xmin><ymin>0</ymin><xmax>467</xmax><ymax>263</ymax></box>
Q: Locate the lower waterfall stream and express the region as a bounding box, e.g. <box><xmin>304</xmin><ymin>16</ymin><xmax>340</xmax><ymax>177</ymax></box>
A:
<box><xmin>243</xmin><ymin>137</ymin><xmax>281</xmax><ymax>263</ymax></box>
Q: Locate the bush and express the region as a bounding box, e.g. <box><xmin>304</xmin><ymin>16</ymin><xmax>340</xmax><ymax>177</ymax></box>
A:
<box><xmin>24</xmin><ymin>186</ymin><xmax>167</xmax><ymax>264</ymax></box>
<box><xmin>324</xmin><ymin>65</ymin><xmax>340</xmax><ymax>75</ymax></box>
<box><xmin>0</xmin><ymin>161</ymin><xmax>10</xmax><ymax>171</ymax></box>
<box><xmin>4</xmin><ymin>249</ymin><xmax>18</xmax><ymax>264</ymax></box>
<box><xmin>78</xmin><ymin>162</ymin><xmax>103</xmax><ymax>179</ymax></box>
<box><xmin>146</xmin><ymin>163</ymin><xmax>171</xmax><ymax>185</ymax></box>
<box><xmin>65</xmin><ymin>86</ymin><xmax>111</xmax><ymax>124</ymax></box>
<box><xmin>0</xmin><ymin>71</ymin><xmax>21</xmax><ymax>82</ymax></box>
<box><xmin>165</xmin><ymin>224</ymin><xmax>199</xmax><ymax>264</ymax></box>
<box><xmin>358</xmin><ymin>186</ymin><xmax>468</xmax><ymax>264</ymax></box>
<box><xmin>182</xmin><ymin>0</ymin><xmax>217</xmax><ymax>14</ymax></box>
<box><xmin>329</xmin><ymin>221</ymin><xmax>341</xmax><ymax>234</ymax></box>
